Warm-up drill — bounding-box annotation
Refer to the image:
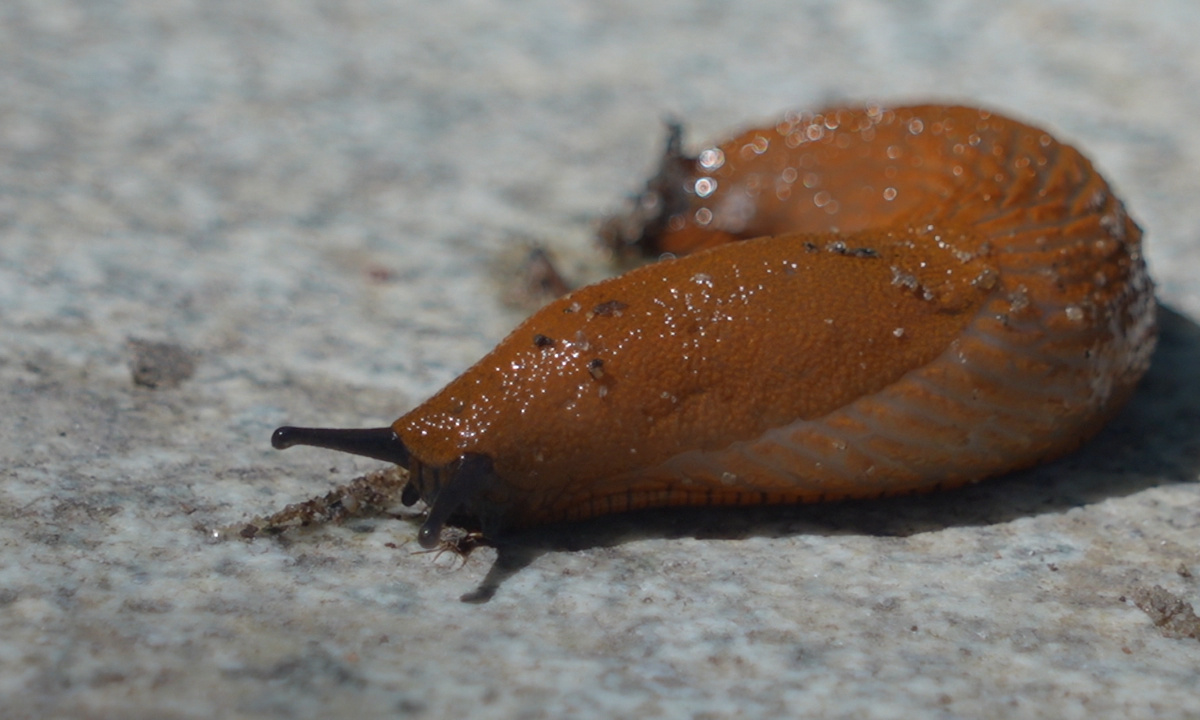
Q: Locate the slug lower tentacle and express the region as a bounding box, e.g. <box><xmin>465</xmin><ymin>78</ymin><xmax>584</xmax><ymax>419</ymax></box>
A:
<box><xmin>273</xmin><ymin>104</ymin><xmax>1156</xmax><ymax>547</ymax></box>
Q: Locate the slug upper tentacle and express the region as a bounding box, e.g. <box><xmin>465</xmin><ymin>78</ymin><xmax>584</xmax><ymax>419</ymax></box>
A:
<box><xmin>272</xmin><ymin>104</ymin><xmax>1155</xmax><ymax>545</ymax></box>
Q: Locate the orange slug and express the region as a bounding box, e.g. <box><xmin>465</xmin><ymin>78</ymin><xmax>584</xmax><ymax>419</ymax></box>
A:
<box><xmin>272</xmin><ymin>104</ymin><xmax>1156</xmax><ymax>548</ymax></box>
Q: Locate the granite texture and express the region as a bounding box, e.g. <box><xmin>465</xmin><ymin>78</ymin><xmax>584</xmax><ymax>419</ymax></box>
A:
<box><xmin>2</xmin><ymin>1</ymin><xmax>1199</xmax><ymax>718</ymax></box>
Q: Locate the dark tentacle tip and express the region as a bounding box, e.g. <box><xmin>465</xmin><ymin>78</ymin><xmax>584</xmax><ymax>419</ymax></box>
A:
<box><xmin>272</xmin><ymin>426</ymin><xmax>301</xmax><ymax>450</ymax></box>
<box><xmin>418</xmin><ymin>523</ymin><xmax>441</xmax><ymax>550</ymax></box>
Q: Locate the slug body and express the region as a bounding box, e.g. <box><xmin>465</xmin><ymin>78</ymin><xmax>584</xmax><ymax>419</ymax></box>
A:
<box><xmin>273</xmin><ymin>105</ymin><xmax>1156</xmax><ymax>547</ymax></box>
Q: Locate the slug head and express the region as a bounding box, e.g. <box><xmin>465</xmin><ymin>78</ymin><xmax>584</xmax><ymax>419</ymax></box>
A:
<box><xmin>271</xmin><ymin>425</ymin><xmax>497</xmax><ymax>548</ymax></box>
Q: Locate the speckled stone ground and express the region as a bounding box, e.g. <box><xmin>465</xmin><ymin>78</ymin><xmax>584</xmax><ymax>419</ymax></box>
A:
<box><xmin>2</xmin><ymin>2</ymin><xmax>1199</xmax><ymax>718</ymax></box>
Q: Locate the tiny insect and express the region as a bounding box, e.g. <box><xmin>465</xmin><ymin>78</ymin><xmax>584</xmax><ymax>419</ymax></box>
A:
<box><xmin>272</xmin><ymin>104</ymin><xmax>1156</xmax><ymax>548</ymax></box>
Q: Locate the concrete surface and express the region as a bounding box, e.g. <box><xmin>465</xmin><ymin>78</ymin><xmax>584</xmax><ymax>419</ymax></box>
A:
<box><xmin>2</xmin><ymin>1</ymin><xmax>1199</xmax><ymax>718</ymax></box>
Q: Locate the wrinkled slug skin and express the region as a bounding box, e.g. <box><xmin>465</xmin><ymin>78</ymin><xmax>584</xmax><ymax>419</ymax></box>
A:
<box><xmin>395</xmin><ymin>105</ymin><xmax>1155</xmax><ymax>533</ymax></box>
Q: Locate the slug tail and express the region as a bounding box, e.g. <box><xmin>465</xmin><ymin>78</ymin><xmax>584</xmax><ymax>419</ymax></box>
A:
<box><xmin>599</xmin><ymin>121</ymin><xmax>697</xmax><ymax>259</ymax></box>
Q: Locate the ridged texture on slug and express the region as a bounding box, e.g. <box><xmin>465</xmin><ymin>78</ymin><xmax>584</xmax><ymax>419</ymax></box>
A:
<box><xmin>395</xmin><ymin>105</ymin><xmax>1155</xmax><ymax>530</ymax></box>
